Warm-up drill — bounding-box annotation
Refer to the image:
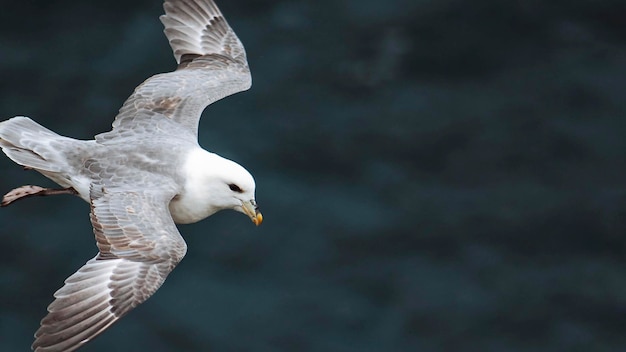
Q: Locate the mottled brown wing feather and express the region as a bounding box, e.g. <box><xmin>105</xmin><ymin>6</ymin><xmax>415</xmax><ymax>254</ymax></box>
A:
<box><xmin>107</xmin><ymin>0</ymin><xmax>251</xmax><ymax>141</ymax></box>
<box><xmin>32</xmin><ymin>188</ymin><xmax>187</xmax><ymax>352</ymax></box>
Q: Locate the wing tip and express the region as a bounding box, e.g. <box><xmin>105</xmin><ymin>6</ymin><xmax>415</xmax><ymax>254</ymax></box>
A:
<box><xmin>160</xmin><ymin>0</ymin><xmax>247</xmax><ymax>66</ymax></box>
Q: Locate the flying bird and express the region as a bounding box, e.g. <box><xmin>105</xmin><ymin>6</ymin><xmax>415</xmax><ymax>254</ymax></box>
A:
<box><xmin>0</xmin><ymin>0</ymin><xmax>261</xmax><ymax>351</ymax></box>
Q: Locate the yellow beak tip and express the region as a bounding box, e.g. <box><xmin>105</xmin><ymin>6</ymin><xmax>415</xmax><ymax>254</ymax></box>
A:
<box><xmin>253</xmin><ymin>213</ymin><xmax>263</xmax><ymax>226</ymax></box>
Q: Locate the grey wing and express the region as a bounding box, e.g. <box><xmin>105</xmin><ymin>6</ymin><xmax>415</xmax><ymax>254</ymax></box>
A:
<box><xmin>109</xmin><ymin>0</ymin><xmax>251</xmax><ymax>140</ymax></box>
<box><xmin>32</xmin><ymin>188</ymin><xmax>187</xmax><ymax>352</ymax></box>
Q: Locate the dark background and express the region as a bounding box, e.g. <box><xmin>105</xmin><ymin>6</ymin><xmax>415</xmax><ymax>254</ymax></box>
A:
<box><xmin>1</xmin><ymin>0</ymin><xmax>625</xmax><ymax>351</ymax></box>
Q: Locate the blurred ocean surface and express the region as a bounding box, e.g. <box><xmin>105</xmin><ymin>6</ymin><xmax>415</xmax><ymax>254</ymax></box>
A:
<box><xmin>0</xmin><ymin>0</ymin><xmax>624</xmax><ymax>351</ymax></box>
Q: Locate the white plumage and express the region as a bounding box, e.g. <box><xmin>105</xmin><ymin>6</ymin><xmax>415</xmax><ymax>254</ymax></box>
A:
<box><xmin>0</xmin><ymin>1</ymin><xmax>262</xmax><ymax>351</ymax></box>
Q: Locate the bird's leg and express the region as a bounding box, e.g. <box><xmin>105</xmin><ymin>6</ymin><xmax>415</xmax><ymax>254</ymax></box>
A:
<box><xmin>1</xmin><ymin>185</ymin><xmax>78</xmax><ymax>207</ymax></box>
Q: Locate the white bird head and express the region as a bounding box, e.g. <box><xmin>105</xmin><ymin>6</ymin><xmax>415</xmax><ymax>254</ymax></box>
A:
<box><xmin>170</xmin><ymin>148</ymin><xmax>262</xmax><ymax>225</ymax></box>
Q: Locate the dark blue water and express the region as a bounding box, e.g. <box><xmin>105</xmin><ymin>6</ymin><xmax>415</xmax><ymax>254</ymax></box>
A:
<box><xmin>0</xmin><ymin>0</ymin><xmax>624</xmax><ymax>351</ymax></box>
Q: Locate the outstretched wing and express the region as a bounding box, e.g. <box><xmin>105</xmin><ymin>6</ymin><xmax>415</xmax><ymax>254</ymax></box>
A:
<box><xmin>109</xmin><ymin>0</ymin><xmax>251</xmax><ymax>140</ymax></box>
<box><xmin>32</xmin><ymin>187</ymin><xmax>187</xmax><ymax>352</ymax></box>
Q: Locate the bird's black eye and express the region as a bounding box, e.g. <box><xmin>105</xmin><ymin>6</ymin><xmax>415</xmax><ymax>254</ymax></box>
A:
<box><xmin>228</xmin><ymin>183</ymin><xmax>243</xmax><ymax>193</ymax></box>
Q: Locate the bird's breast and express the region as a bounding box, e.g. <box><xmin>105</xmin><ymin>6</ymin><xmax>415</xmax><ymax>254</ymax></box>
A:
<box><xmin>168</xmin><ymin>191</ymin><xmax>218</xmax><ymax>224</ymax></box>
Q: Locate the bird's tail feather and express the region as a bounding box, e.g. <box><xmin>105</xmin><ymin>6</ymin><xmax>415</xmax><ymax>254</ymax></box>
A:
<box><xmin>0</xmin><ymin>116</ymin><xmax>73</xmax><ymax>172</ymax></box>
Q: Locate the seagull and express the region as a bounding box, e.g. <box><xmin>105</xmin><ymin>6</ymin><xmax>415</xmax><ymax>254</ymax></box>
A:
<box><xmin>0</xmin><ymin>0</ymin><xmax>261</xmax><ymax>351</ymax></box>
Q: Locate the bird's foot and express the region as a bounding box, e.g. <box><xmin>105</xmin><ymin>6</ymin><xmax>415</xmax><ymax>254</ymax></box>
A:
<box><xmin>1</xmin><ymin>185</ymin><xmax>78</xmax><ymax>207</ymax></box>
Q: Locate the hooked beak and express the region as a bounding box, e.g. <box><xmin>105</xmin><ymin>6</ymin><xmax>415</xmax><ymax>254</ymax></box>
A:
<box><xmin>241</xmin><ymin>199</ymin><xmax>263</xmax><ymax>226</ymax></box>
